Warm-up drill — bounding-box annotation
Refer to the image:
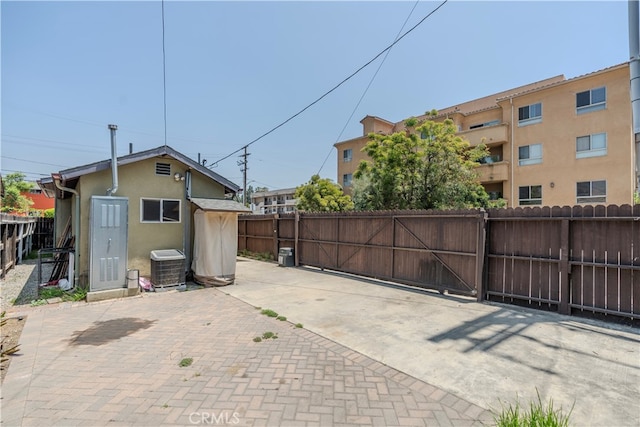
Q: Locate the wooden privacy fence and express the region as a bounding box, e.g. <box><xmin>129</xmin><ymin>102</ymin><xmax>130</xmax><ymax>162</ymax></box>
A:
<box><xmin>486</xmin><ymin>204</ymin><xmax>640</xmax><ymax>320</ymax></box>
<box><xmin>239</xmin><ymin>204</ymin><xmax>640</xmax><ymax>321</ymax></box>
<box><xmin>239</xmin><ymin>209</ymin><xmax>486</xmax><ymax>297</ymax></box>
<box><xmin>1</xmin><ymin>214</ymin><xmax>38</xmax><ymax>278</ymax></box>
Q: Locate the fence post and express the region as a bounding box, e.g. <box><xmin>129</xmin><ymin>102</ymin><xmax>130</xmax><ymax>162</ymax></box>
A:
<box><xmin>294</xmin><ymin>211</ymin><xmax>299</xmax><ymax>266</ymax></box>
<box><xmin>476</xmin><ymin>211</ymin><xmax>488</xmax><ymax>302</ymax></box>
<box><xmin>273</xmin><ymin>214</ymin><xmax>279</xmax><ymax>260</ymax></box>
<box><xmin>559</xmin><ymin>219</ymin><xmax>571</xmax><ymax>315</ymax></box>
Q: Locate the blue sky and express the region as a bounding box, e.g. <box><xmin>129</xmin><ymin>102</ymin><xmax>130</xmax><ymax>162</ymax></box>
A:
<box><xmin>1</xmin><ymin>1</ymin><xmax>630</xmax><ymax>191</ymax></box>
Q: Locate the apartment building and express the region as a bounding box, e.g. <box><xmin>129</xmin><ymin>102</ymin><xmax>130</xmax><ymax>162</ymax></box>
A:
<box><xmin>335</xmin><ymin>63</ymin><xmax>637</xmax><ymax>207</ymax></box>
<box><xmin>251</xmin><ymin>188</ymin><xmax>297</xmax><ymax>214</ymax></box>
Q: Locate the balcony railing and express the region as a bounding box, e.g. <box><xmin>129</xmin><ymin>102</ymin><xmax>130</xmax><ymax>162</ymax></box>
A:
<box><xmin>459</xmin><ymin>123</ymin><xmax>508</xmax><ymax>147</ymax></box>
<box><xmin>477</xmin><ymin>161</ymin><xmax>509</xmax><ymax>183</ymax></box>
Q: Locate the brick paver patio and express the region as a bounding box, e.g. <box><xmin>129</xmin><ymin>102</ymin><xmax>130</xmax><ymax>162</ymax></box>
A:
<box><xmin>2</xmin><ymin>287</ymin><xmax>492</xmax><ymax>426</ymax></box>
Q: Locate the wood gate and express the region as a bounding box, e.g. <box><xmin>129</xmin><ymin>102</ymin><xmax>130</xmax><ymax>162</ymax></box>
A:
<box><xmin>296</xmin><ymin>210</ymin><xmax>486</xmax><ymax>296</ymax></box>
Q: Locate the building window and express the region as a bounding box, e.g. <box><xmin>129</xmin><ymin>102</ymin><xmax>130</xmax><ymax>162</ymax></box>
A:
<box><xmin>576</xmin><ymin>133</ymin><xmax>607</xmax><ymax>158</ymax></box>
<box><xmin>141</xmin><ymin>198</ymin><xmax>181</xmax><ymax>223</ymax></box>
<box><xmin>576</xmin><ymin>87</ymin><xmax>606</xmax><ymax>114</ymax></box>
<box><xmin>155</xmin><ymin>162</ymin><xmax>171</xmax><ymax>176</ymax></box>
<box><xmin>343</xmin><ymin>149</ymin><xmax>352</xmax><ymax>162</ymax></box>
<box><xmin>519</xmin><ymin>185</ymin><xmax>542</xmax><ymax>206</ymax></box>
<box><xmin>343</xmin><ymin>173</ymin><xmax>353</xmax><ymax>187</ymax></box>
<box><xmin>518</xmin><ymin>143</ymin><xmax>542</xmax><ymax>166</ymax></box>
<box><xmin>577</xmin><ymin>180</ymin><xmax>606</xmax><ymax>204</ymax></box>
<box><xmin>518</xmin><ymin>103</ymin><xmax>542</xmax><ymax>126</ymax></box>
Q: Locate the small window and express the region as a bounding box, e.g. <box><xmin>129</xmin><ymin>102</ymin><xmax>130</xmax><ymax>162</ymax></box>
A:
<box><xmin>576</xmin><ymin>87</ymin><xmax>606</xmax><ymax>114</ymax></box>
<box><xmin>518</xmin><ymin>103</ymin><xmax>542</xmax><ymax>126</ymax></box>
<box><xmin>343</xmin><ymin>149</ymin><xmax>352</xmax><ymax>162</ymax></box>
<box><xmin>576</xmin><ymin>133</ymin><xmax>607</xmax><ymax>158</ymax></box>
<box><xmin>141</xmin><ymin>198</ymin><xmax>181</xmax><ymax>223</ymax></box>
<box><xmin>343</xmin><ymin>173</ymin><xmax>353</xmax><ymax>187</ymax></box>
<box><xmin>518</xmin><ymin>143</ymin><xmax>542</xmax><ymax>166</ymax></box>
<box><xmin>576</xmin><ymin>180</ymin><xmax>606</xmax><ymax>204</ymax></box>
<box><xmin>155</xmin><ymin>162</ymin><xmax>171</xmax><ymax>176</ymax></box>
<box><xmin>519</xmin><ymin>185</ymin><xmax>542</xmax><ymax>206</ymax></box>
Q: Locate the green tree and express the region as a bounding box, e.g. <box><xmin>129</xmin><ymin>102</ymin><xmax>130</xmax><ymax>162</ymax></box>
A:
<box><xmin>295</xmin><ymin>175</ymin><xmax>354</xmax><ymax>212</ymax></box>
<box><xmin>1</xmin><ymin>172</ymin><xmax>33</xmax><ymax>213</ymax></box>
<box><xmin>354</xmin><ymin>113</ymin><xmax>490</xmax><ymax>210</ymax></box>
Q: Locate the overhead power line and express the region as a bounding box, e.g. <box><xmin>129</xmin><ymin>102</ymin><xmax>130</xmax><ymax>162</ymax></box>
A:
<box><xmin>316</xmin><ymin>0</ymin><xmax>421</xmax><ymax>176</ymax></box>
<box><xmin>161</xmin><ymin>0</ymin><xmax>168</xmax><ymax>147</ymax></box>
<box><xmin>210</xmin><ymin>0</ymin><xmax>449</xmax><ymax>169</ymax></box>
<box><xmin>1</xmin><ymin>156</ymin><xmax>68</xmax><ymax>168</ymax></box>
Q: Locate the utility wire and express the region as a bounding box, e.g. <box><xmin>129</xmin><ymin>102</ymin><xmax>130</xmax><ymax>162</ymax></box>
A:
<box><xmin>316</xmin><ymin>0</ymin><xmax>421</xmax><ymax>176</ymax></box>
<box><xmin>161</xmin><ymin>0</ymin><xmax>168</xmax><ymax>147</ymax></box>
<box><xmin>1</xmin><ymin>156</ymin><xmax>68</xmax><ymax>168</ymax></box>
<box><xmin>210</xmin><ymin>0</ymin><xmax>448</xmax><ymax>169</ymax></box>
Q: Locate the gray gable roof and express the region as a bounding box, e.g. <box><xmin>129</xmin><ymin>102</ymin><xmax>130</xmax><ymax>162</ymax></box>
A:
<box><xmin>53</xmin><ymin>145</ymin><xmax>240</xmax><ymax>193</ymax></box>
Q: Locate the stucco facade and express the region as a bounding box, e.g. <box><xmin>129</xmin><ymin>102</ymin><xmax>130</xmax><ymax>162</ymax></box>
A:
<box><xmin>40</xmin><ymin>146</ymin><xmax>240</xmax><ymax>288</ymax></box>
<box><xmin>335</xmin><ymin>63</ymin><xmax>636</xmax><ymax>207</ymax></box>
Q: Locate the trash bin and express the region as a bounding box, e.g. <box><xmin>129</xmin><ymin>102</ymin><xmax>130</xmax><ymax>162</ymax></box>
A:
<box><xmin>278</xmin><ymin>247</ymin><xmax>294</xmax><ymax>267</ymax></box>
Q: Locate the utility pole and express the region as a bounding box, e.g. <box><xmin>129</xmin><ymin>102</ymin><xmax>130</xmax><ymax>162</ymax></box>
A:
<box><xmin>630</xmin><ymin>0</ymin><xmax>640</xmax><ymax>196</ymax></box>
<box><xmin>238</xmin><ymin>146</ymin><xmax>251</xmax><ymax>206</ymax></box>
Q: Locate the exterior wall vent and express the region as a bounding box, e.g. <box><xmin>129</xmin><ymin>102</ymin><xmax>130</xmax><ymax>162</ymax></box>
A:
<box><xmin>156</xmin><ymin>162</ymin><xmax>171</xmax><ymax>176</ymax></box>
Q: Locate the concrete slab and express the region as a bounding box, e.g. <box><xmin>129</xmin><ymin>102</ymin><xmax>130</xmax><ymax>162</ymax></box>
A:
<box><xmin>224</xmin><ymin>258</ymin><xmax>640</xmax><ymax>427</ymax></box>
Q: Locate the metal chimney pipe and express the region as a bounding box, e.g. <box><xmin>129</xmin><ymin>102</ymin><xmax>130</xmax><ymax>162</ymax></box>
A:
<box><xmin>629</xmin><ymin>0</ymin><xmax>640</xmax><ymax>192</ymax></box>
<box><xmin>107</xmin><ymin>124</ymin><xmax>119</xmax><ymax>196</ymax></box>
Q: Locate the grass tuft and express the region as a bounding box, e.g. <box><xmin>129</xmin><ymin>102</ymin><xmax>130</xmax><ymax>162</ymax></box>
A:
<box><xmin>493</xmin><ymin>389</ymin><xmax>573</xmax><ymax>427</ymax></box>
<box><xmin>261</xmin><ymin>309</ymin><xmax>278</xmax><ymax>318</ymax></box>
<box><xmin>178</xmin><ymin>357</ymin><xmax>193</xmax><ymax>367</ymax></box>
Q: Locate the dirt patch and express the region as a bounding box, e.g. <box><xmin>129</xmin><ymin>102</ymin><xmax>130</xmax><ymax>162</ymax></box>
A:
<box><xmin>1</xmin><ymin>315</ymin><xmax>26</xmax><ymax>383</ymax></box>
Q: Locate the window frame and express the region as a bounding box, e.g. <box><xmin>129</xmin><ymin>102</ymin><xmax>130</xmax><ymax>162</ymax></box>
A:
<box><xmin>518</xmin><ymin>103</ymin><xmax>542</xmax><ymax>126</ymax></box>
<box><xmin>140</xmin><ymin>198</ymin><xmax>182</xmax><ymax>223</ymax></box>
<box><xmin>518</xmin><ymin>143</ymin><xmax>543</xmax><ymax>166</ymax></box>
<box><xmin>342</xmin><ymin>173</ymin><xmax>353</xmax><ymax>187</ymax></box>
<box><xmin>343</xmin><ymin>149</ymin><xmax>353</xmax><ymax>162</ymax></box>
<box><xmin>576</xmin><ymin>132</ymin><xmax>607</xmax><ymax>159</ymax></box>
<box><xmin>576</xmin><ymin>86</ymin><xmax>606</xmax><ymax>114</ymax></box>
<box><xmin>518</xmin><ymin>185</ymin><xmax>542</xmax><ymax>206</ymax></box>
<box><xmin>576</xmin><ymin>180</ymin><xmax>607</xmax><ymax>204</ymax></box>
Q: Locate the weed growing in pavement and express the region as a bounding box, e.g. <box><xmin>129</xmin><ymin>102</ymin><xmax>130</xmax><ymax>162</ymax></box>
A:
<box><xmin>493</xmin><ymin>389</ymin><xmax>573</xmax><ymax>427</ymax></box>
<box><xmin>253</xmin><ymin>331</ymin><xmax>279</xmax><ymax>343</ymax></box>
<box><xmin>261</xmin><ymin>309</ymin><xmax>278</xmax><ymax>318</ymax></box>
<box><xmin>179</xmin><ymin>358</ymin><xmax>193</xmax><ymax>367</ymax></box>
<box><xmin>30</xmin><ymin>299</ymin><xmax>47</xmax><ymax>307</ymax></box>
<box><xmin>295</xmin><ymin>323</ymin><xmax>303</xmax><ymax>328</ymax></box>
<box><xmin>238</xmin><ymin>249</ymin><xmax>274</xmax><ymax>262</ymax></box>
<box><xmin>276</xmin><ymin>316</ymin><xmax>287</xmax><ymax>321</ymax></box>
